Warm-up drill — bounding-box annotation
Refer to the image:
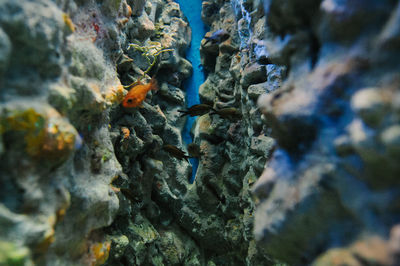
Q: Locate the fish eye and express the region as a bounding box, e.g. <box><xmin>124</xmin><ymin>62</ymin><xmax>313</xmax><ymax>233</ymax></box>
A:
<box><xmin>127</xmin><ymin>99</ymin><xmax>133</xmax><ymax>103</ymax></box>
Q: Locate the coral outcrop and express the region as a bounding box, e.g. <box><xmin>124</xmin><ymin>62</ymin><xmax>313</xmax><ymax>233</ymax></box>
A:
<box><xmin>253</xmin><ymin>0</ymin><xmax>400</xmax><ymax>264</ymax></box>
<box><xmin>1</xmin><ymin>0</ymin><xmax>130</xmax><ymax>264</ymax></box>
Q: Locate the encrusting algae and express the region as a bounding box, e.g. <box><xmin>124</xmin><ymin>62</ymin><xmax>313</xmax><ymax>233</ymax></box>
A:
<box><xmin>120</xmin><ymin>127</ymin><xmax>130</xmax><ymax>140</ymax></box>
<box><xmin>104</xmin><ymin>84</ymin><xmax>126</xmax><ymax>105</ymax></box>
<box><xmin>1</xmin><ymin>107</ymin><xmax>77</xmax><ymax>158</ymax></box>
<box><xmin>34</xmin><ymin>225</ymin><xmax>56</xmax><ymax>255</ymax></box>
<box><xmin>62</xmin><ymin>13</ymin><xmax>75</xmax><ymax>33</ymax></box>
<box><xmin>88</xmin><ymin>241</ymin><xmax>111</xmax><ymax>266</ymax></box>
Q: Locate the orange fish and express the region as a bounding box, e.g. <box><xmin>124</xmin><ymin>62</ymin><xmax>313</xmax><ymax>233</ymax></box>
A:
<box><xmin>122</xmin><ymin>77</ymin><xmax>158</xmax><ymax>108</ymax></box>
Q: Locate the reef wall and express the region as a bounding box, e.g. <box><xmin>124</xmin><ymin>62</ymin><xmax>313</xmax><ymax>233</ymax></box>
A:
<box><xmin>252</xmin><ymin>0</ymin><xmax>400</xmax><ymax>265</ymax></box>
<box><xmin>0</xmin><ymin>0</ymin><xmax>126</xmax><ymax>264</ymax></box>
<box><xmin>105</xmin><ymin>0</ymin><xmax>271</xmax><ymax>263</ymax></box>
<box><xmin>194</xmin><ymin>0</ymin><xmax>400</xmax><ymax>264</ymax></box>
<box><xmin>1</xmin><ymin>0</ymin><xmax>400</xmax><ymax>265</ymax></box>
<box><xmin>0</xmin><ymin>0</ymin><xmax>268</xmax><ymax>264</ymax></box>
<box><xmin>0</xmin><ymin>0</ymin><xmax>192</xmax><ymax>264</ymax></box>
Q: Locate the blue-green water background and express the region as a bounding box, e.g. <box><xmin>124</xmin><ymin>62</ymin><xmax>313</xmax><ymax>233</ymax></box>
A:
<box><xmin>175</xmin><ymin>0</ymin><xmax>208</xmax><ymax>183</ymax></box>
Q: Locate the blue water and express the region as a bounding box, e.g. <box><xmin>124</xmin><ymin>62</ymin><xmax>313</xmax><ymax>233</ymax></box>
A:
<box><xmin>175</xmin><ymin>0</ymin><xmax>208</xmax><ymax>183</ymax></box>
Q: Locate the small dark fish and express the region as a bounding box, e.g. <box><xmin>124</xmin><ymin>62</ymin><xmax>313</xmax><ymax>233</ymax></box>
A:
<box><xmin>204</xmin><ymin>29</ymin><xmax>230</xmax><ymax>45</ymax></box>
<box><xmin>178</xmin><ymin>104</ymin><xmax>214</xmax><ymax>117</ymax></box>
<box><xmin>163</xmin><ymin>144</ymin><xmax>189</xmax><ymax>161</ymax></box>
<box><xmin>187</xmin><ymin>143</ymin><xmax>203</xmax><ymax>158</ymax></box>
<box><xmin>210</xmin><ymin>107</ymin><xmax>242</xmax><ymax>120</ymax></box>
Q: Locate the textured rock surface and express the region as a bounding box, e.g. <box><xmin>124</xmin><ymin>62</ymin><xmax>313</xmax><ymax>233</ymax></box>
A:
<box><xmin>0</xmin><ymin>0</ymin><xmax>190</xmax><ymax>264</ymax></box>
<box><xmin>253</xmin><ymin>0</ymin><xmax>400</xmax><ymax>264</ymax></box>
<box><xmin>2</xmin><ymin>0</ymin><xmax>399</xmax><ymax>265</ymax></box>
<box><xmin>187</xmin><ymin>0</ymin><xmax>279</xmax><ymax>264</ymax></box>
<box><xmin>0</xmin><ymin>0</ymin><xmax>126</xmax><ymax>264</ymax></box>
<box><xmin>0</xmin><ymin>0</ymin><xmax>274</xmax><ymax>264</ymax></box>
<box><xmin>102</xmin><ymin>0</ymin><xmax>281</xmax><ymax>264</ymax></box>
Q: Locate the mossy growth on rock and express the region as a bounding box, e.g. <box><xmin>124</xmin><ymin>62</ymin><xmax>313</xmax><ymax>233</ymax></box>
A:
<box><xmin>0</xmin><ymin>241</ymin><xmax>32</xmax><ymax>266</ymax></box>
<box><xmin>0</xmin><ymin>107</ymin><xmax>77</xmax><ymax>159</ymax></box>
<box><xmin>89</xmin><ymin>241</ymin><xmax>111</xmax><ymax>266</ymax></box>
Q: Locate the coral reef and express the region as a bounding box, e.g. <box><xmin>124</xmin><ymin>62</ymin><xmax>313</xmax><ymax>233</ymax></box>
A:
<box><xmin>1</xmin><ymin>0</ymin><xmax>399</xmax><ymax>265</ymax></box>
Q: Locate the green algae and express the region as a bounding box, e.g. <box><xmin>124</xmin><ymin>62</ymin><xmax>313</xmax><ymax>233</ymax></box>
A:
<box><xmin>1</xmin><ymin>108</ymin><xmax>47</xmax><ymax>156</ymax></box>
<box><xmin>0</xmin><ymin>241</ymin><xmax>31</xmax><ymax>266</ymax></box>
<box><xmin>129</xmin><ymin>217</ymin><xmax>159</xmax><ymax>244</ymax></box>
<box><xmin>0</xmin><ymin>108</ymin><xmax>76</xmax><ymax>158</ymax></box>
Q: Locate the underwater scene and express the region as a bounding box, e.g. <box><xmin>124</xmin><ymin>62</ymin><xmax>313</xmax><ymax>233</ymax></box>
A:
<box><xmin>0</xmin><ymin>0</ymin><xmax>400</xmax><ymax>265</ymax></box>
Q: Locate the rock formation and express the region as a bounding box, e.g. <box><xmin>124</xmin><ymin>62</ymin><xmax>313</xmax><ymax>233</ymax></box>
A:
<box><xmin>1</xmin><ymin>0</ymin><xmax>399</xmax><ymax>265</ymax></box>
<box><xmin>253</xmin><ymin>0</ymin><xmax>400</xmax><ymax>265</ymax></box>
